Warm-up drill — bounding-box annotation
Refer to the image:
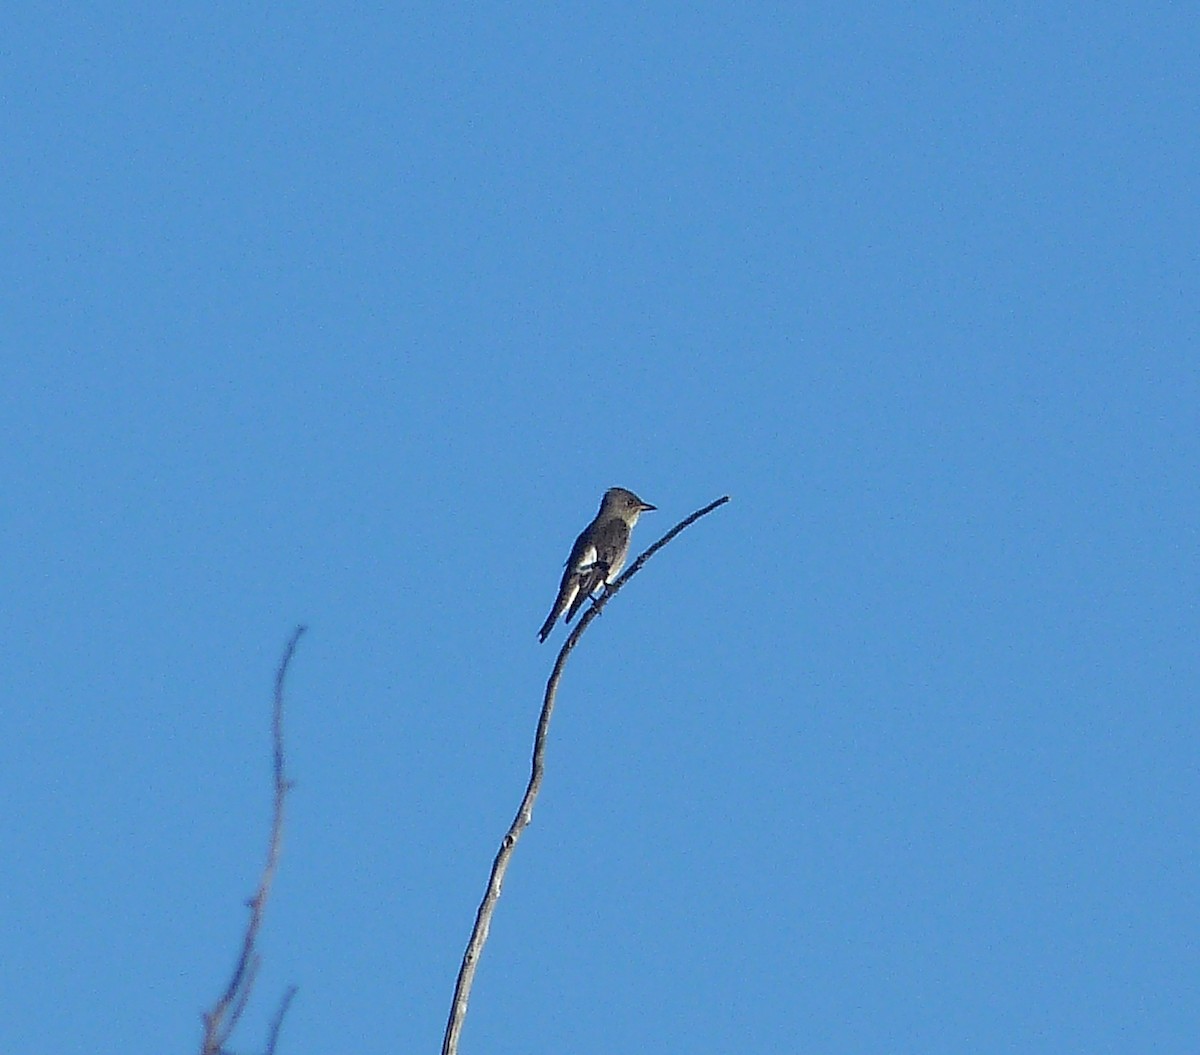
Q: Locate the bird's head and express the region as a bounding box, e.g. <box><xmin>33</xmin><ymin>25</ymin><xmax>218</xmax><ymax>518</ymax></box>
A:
<box><xmin>602</xmin><ymin>487</ymin><xmax>656</xmax><ymax>523</ymax></box>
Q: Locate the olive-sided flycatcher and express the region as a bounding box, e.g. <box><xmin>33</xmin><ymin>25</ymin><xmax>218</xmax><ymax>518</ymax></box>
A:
<box><xmin>538</xmin><ymin>487</ymin><xmax>656</xmax><ymax>642</ymax></box>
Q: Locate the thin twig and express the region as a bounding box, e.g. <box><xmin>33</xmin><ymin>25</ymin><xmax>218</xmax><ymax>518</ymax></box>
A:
<box><xmin>264</xmin><ymin>985</ymin><xmax>299</xmax><ymax>1055</ymax></box>
<box><xmin>200</xmin><ymin>625</ymin><xmax>306</xmax><ymax>1055</ymax></box>
<box><xmin>441</xmin><ymin>496</ymin><xmax>730</xmax><ymax>1055</ymax></box>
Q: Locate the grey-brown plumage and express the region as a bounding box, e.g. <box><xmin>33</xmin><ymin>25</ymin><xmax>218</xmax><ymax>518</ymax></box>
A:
<box><xmin>538</xmin><ymin>487</ymin><xmax>656</xmax><ymax>642</ymax></box>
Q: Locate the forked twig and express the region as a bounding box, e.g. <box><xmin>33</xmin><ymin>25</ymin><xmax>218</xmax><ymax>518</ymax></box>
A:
<box><xmin>441</xmin><ymin>496</ymin><xmax>730</xmax><ymax>1055</ymax></box>
<box><xmin>200</xmin><ymin>625</ymin><xmax>306</xmax><ymax>1055</ymax></box>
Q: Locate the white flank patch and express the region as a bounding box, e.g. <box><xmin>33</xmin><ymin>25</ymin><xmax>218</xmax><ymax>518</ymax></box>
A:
<box><xmin>561</xmin><ymin>583</ymin><xmax>579</xmax><ymax>614</ymax></box>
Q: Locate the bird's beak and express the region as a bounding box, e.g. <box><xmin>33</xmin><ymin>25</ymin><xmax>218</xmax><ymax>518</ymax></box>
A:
<box><xmin>640</xmin><ymin>502</ymin><xmax>657</xmax><ymax>512</ymax></box>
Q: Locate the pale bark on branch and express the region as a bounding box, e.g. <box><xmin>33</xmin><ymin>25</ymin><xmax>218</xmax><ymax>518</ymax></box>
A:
<box><xmin>441</xmin><ymin>496</ymin><xmax>730</xmax><ymax>1055</ymax></box>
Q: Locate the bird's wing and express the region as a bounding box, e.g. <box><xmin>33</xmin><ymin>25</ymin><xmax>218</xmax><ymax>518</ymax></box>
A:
<box><xmin>563</xmin><ymin>529</ymin><xmax>598</xmax><ymax>573</ymax></box>
<box><xmin>564</xmin><ymin>518</ymin><xmax>629</xmax><ymax>624</ymax></box>
<box><xmin>538</xmin><ymin>527</ymin><xmax>595</xmax><ymax>642</ymax></box>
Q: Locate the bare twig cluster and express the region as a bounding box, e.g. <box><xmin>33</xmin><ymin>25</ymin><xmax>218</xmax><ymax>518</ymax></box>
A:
<box><xmin>199</xmin><ymin>625</ymin><xmax>306</xmax><ymax>1055</ymax></box>
<box><xmin>441</xmin><ymin>495</ymin><xmax>730</xmax><ymax>1055</ymax></box>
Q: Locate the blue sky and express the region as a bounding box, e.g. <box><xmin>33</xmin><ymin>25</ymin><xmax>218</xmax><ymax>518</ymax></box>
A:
<box><xmin>2</xmin><ymin>5</ymin><xmax>1197</xmax><ymax>1053</ymax></box>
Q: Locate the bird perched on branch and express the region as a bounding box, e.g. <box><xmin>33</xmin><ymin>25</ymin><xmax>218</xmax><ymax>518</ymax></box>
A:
<box><xmin>538</xmin><ymin>487</ymin><xmax>656</xmax><ymax>643</ymax></box>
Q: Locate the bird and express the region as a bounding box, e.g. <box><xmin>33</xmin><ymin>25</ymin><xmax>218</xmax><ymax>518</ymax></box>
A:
<box><xmin>538</xmin><ymin>487</ymin><xmax>656</xmax><ymax>642</ymax></box>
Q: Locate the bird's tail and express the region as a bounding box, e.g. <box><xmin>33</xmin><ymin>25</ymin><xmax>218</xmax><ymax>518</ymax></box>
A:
<box><xmin>537</xmin><ymin>604</ymin><xmax>561</xmax><ymax>643</ymax></box>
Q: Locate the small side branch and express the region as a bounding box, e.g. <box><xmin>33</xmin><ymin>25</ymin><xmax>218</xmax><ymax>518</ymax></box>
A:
<box><xmin>264</xmin><ymin>985</ymin><xmax>299</xmax><ymax>1055</ymax></box>
<box><xmin>441</xmin><ymin>495</ymin><xmax>730</xmax><ymax>1055</ymax></box>
<box><xmin>200</xmin><ymin>625</ymin><xmax>306</xmax><ymax>1055</ymax></box>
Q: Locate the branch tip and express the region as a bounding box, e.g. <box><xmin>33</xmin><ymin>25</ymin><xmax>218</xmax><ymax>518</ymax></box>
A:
<box><xmin>198</xmin><ymin>627</ymin><xmax>305</xmax><ymax>1055</ymax></box>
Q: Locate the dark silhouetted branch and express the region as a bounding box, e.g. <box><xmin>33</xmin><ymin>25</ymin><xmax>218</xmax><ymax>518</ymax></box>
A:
<box><xmin>200</xmin><ymin>625</ymin><xmax>306</xmax><ymax>1055</ymax></box>
<box><xmin>441</xmin><ymin>496</ymin><xmax>730</xmax><ymax>1055</ymax></box>
<box><xmin>264</xmin><ymin>985</ymin><xmax>299</xmax><ymax>1055</ymax></box>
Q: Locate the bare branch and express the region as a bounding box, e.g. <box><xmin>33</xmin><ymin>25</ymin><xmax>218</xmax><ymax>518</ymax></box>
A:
<box><xmin>441</xmin><ymin>496</ymin><xmax>730</xmax><ymax>1055</ymax></box>
<box><xmin>200</xmin><ymin>625</ymin><xmax>306</xmax><ymax>1055</ymax></box>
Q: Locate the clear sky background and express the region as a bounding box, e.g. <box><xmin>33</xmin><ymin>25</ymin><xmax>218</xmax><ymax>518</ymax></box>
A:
<box><xmin>2</xmin><ymin>6</ymin><xmax>1197</xmax><ymax>1054</ymax></box>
